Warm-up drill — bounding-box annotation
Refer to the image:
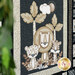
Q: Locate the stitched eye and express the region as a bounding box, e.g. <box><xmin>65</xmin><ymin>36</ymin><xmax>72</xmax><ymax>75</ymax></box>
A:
<box><xmin>29</xmin><ymin>54</ymin><xmax>30</xmax><ymax>55</ymax></box>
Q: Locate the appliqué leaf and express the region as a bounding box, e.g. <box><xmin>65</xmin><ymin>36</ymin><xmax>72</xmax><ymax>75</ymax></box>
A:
<box><xmin>52</xmin><ymin>14</ymin><xmax>57</xmax><ymax>27</ymax></box>
<box><xmin>35</xmin><ymin>13</ymin><xmax>46</xmax><ymax>23</ymax></box>
<box><xmin>46</xmin><ymin>23</ymin><xmax>54</xmax><ymax>31</ymax></box>
<box><xmin>30</xmin><ymin>1</ymin><xmax>38</xmax><ymax>17</ymax></box>
<box><xmin>55</xmin><ymin>23</ymin><xmax>63</xmax><ymax>31</ymax></box>
<box><xmin>21</xmin><ymin>13</ymin><xmax>33</xmax><ymax>24</ymax></box>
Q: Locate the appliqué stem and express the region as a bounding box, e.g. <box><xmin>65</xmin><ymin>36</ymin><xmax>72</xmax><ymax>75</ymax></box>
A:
<box><xmin>33</xmin><ymin>20</ymin><xmax>36</xmax><ymax>45</ymax></box>
<box><xmin>54</xmin><ymin>29</ymin><xmax>56</xmax><ymax>41</ymax></box>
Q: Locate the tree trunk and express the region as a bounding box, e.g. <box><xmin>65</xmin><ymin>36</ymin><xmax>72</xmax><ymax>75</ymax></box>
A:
<box><xmin>54</xmin><ymin>29</ymin><xmax>56</xmax><ymax>41</ymax></box>
<box><xmin>33</xmin><ymin>20</ymin><xmax>36</xmax><ymax>45</ymax></box>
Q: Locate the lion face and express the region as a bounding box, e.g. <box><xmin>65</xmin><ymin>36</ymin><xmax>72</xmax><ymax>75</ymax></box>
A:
<box><xmin>40</xmin><ymin>32</ymin><xmax>50</xmax><ymax>48</ymax></box>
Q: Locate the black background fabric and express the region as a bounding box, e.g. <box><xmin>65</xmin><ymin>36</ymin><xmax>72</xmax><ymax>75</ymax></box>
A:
<box><xmin>20</xmin><ymin>0</ymin><xmax>63</xmax><ymax>75</ymax></box>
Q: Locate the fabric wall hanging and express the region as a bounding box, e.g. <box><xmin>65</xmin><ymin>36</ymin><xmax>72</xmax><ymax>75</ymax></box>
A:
<box><xmin>13</xmin><ymin>0</ymin><xmax>72</xmax><ymax>75</ymax></box>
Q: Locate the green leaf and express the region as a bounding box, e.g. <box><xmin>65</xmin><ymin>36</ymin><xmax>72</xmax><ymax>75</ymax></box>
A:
<box><xmin>0</xmin><ymin>0</ymin><xmax>13</xmax><ymax>31</ymax></box>
<box><xmin>4</xmin><ymin>12</ymin><xmax>13</xmax><ymax>31</ymax></box>
<box><xmin>0</xmin><ymin>7</ymin><xmax>5</xmax><ymax>20</ymax></box>
<box><xmin>10</xmin><ymin>68</ymin><xmax>15</xmax><ymax>75</ymax></box>
<box><xmin>0</xmin><ymin>28</ymin><xmax>12</xmax><ymax>50</ymax></box>
<box><xmin>0</xmin><ymin>0</ymin><xmax>6</xmax><ymax>8</ymax></box>
<box><xmin>0</xmin><ymin>0</ymin><xmax>15</xmax><ymax>74</ymax></box>
<box><xmin>0</xmin><ymin>52</ymin><xmax>2</xmax><ymax>64</ymax></box>
<box><xmin>9</xmin><ymin>57</ymin><xmax>16</xmax><ymax>69</ymax></box>
<box><xmin>0</xmin><ymin>64</ymin><xmax>2</xmax><ymax>73</ymax></box>
<box><xmin>2</xmin><ymin>47</ymin><xmax>10</xmax><ymax>69</ymax></box>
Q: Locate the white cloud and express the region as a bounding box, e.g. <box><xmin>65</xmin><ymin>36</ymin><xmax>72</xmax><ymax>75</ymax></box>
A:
<box><xmin>40</xmin><ymin>3</ymin><xmax>51</xmax><ymax>14</ymax></box>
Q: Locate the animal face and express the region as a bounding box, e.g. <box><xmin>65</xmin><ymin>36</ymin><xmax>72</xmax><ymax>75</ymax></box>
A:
<box><xmin>40</xmin><ymin>32</ymin><xmax>50</xmax><ymax>48</ymax></box>
<box><xmin>52</xmin><ymin>40</ymin><xmax>61</xmax><ymax>50</ymax></box>
<box><xmin>25</xmin><ymin>45</ymin><xmax>40</xmax><ymax>58</ymax></box>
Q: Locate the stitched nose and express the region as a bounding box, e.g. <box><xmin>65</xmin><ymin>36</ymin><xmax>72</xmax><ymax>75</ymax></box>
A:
<box><xmin>32</xmin><ymin>54</ymin><xmax>35</xmax><ymax>57</ymax></box>
<box><xmin>44</xmin><ymin>42</ymin><xmax>47</xmax><ymax>45</ymax></box>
